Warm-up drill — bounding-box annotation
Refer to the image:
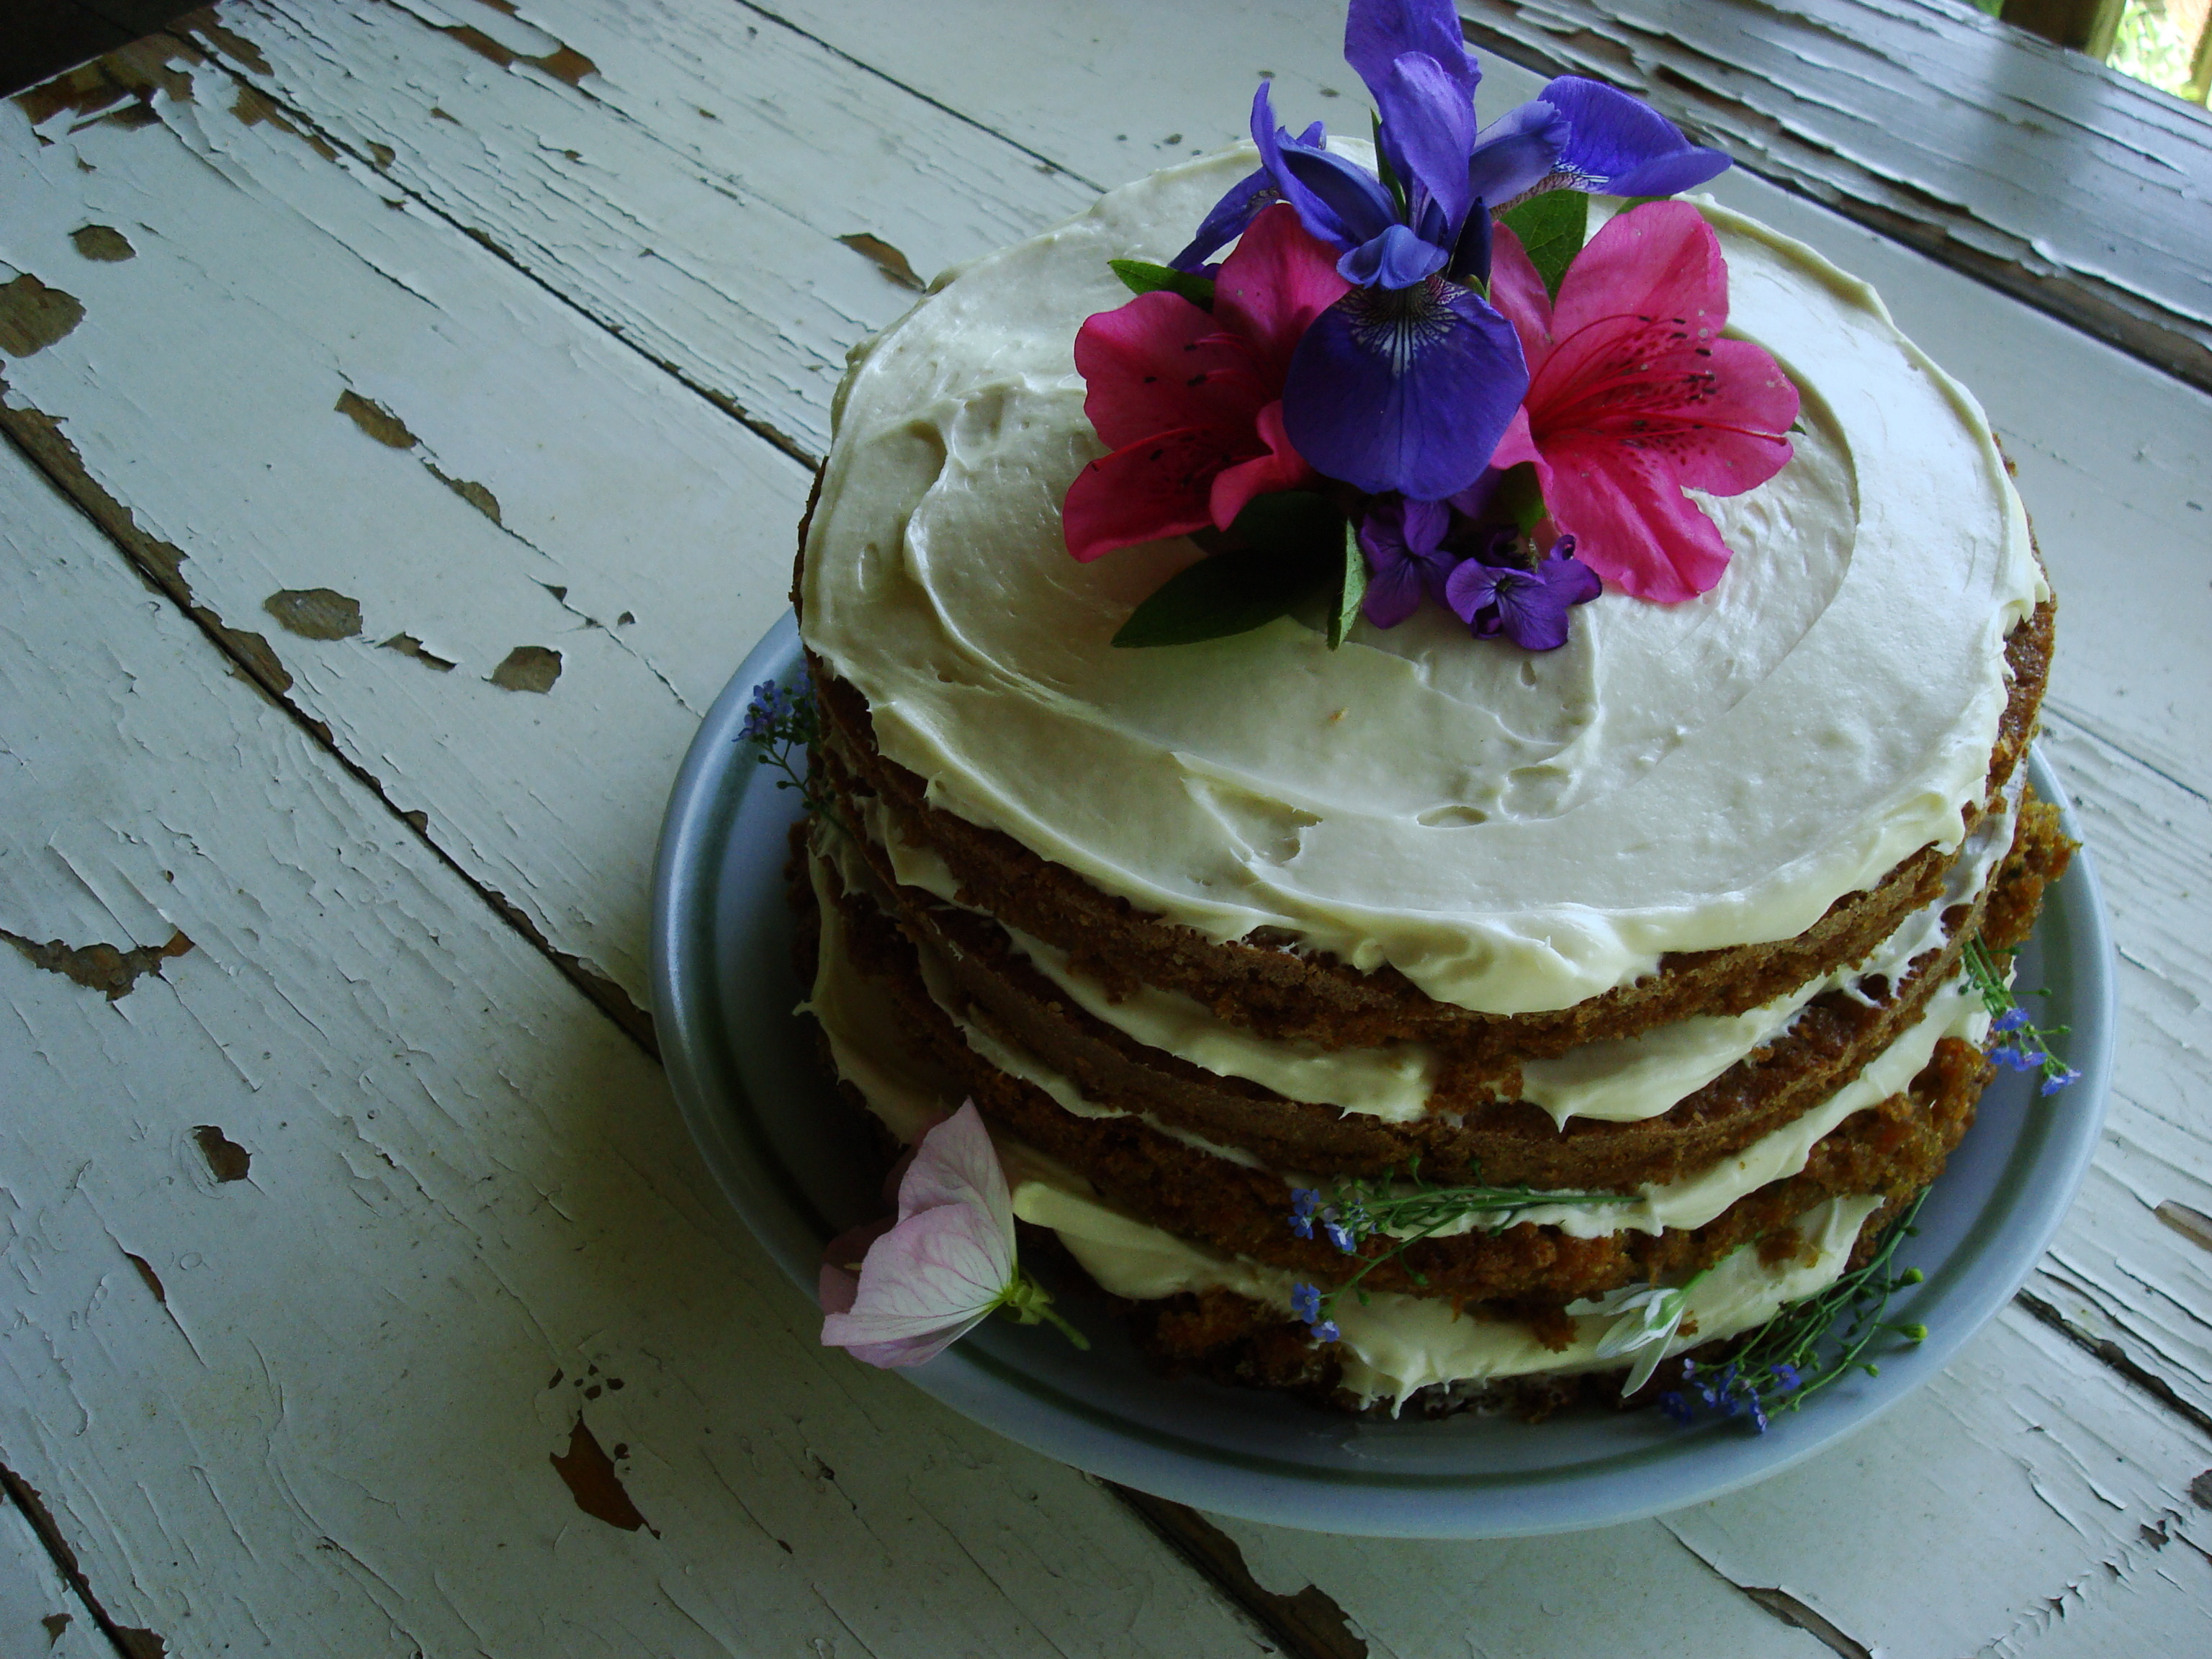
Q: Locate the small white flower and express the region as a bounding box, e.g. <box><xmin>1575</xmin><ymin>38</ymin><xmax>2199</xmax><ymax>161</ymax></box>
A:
<box><xmin>1570</xmin><ymin>1281</ymin><xmax>1694</xmax><ymax>1395</ymax></box>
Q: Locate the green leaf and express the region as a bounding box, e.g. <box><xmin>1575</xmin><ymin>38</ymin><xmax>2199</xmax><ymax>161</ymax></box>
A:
<box><xmin>1108</xmin><ymin>259</ymin><xmax>1215</xmax><ymax>309</ymax></box>
<box><xmin>1490</xmin><ymin>462</ymin><xmax>1549</xmax><ymax>534</ymax></box>
<box><xmin>1497</xmin><ymin>189</ymin><xmax>1587</xmax><ymax>302</ymax></box>
<box><xmin>1111</xmin><ymin>547</ymin><xmax>1316</xmax><ymax>647</ymax></box>
<box><xmin>1112</xmin><ymin>490</ymin><xmax>1346</xmax><ymax>649</ymax></box>
<box><xmin>1225</xmin><ymin>489</ymin><xmax>1348</xmax><ymax>561</ymax></box>
<box><xmin>1370</xmin><ymin>112</ymin><xmax>1409</xmax><ymax>219</ymax></box>
<box><xmin>1328</xmin><ymin>518</ymin><xmax>1367</xmax><ymax>649</ymax></box>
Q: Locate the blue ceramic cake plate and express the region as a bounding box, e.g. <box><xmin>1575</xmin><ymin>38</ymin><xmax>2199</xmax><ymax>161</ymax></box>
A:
<box><xmin>650</xmin><ymin>611</ymin><xmax>2113</xmax><ymax>1539</ymax></box>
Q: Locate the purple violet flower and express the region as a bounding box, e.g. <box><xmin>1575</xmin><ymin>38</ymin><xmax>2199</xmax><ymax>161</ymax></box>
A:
<box><xmin>1443</xmin><ymin>533</ymin><xmax>1602</xmax><ymax>650</ymax></box>
<box><xmin>1357</xmin><ymin>495</ymin><xmax>1457</xmax><ymax>625</ymax></box>
<box><xmin>1173</xmin><ymin>0</ymin><xmax>1731</xmax><ymax>501</ymax></box>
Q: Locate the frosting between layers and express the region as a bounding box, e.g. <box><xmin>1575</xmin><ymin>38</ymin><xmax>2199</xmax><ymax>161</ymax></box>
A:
<box><xmin>802</xmin><ymin>849</ymin><xmax>1937</xmax><ymax>1403</ymax></box>
<box><xmin>1024</xmin><ymin>1180</ymin><xmax>1883</xmax><ymax>1408</ymax></box>
<box><xmin>854</xmin><ymin>775</ymin><xmax>2016</xmax><ymax>1127</ymax></box>
<box><xmin>801</xmin><ymin>147</ymin><xmax>2044</xmax><ymax>1015</ymax></box>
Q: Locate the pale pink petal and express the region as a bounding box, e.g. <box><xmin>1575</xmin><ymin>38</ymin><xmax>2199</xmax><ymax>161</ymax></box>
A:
<box><xmin>820</xmin><ymin>1202</ymin><xmax>1012</xmax><ymax>1358</ymax></box>
<box><xmin>1552</xmin><ymin>200</ymin><xmax>1727</xmax><ymax>343</ymax></box>
<box><xmin>1483</xmin><ymin>225</ymin><xmax>1555</xmax><ymax>377</ymax></box>
<box><xmin>1062</xmin><ymin>426</ymin><xmax>1243</xmax><ymax>562</ymax></box>
<box><xmin>818</xmin><ymin>1215</ymin><xmax>896</xmax><ymax>1316</ymax></box>
<box><xmin>832</xmin><ymin>1315</ymin><xmax>994</xmax><ymax>1370</ymax></box>
<box><xmin>1212</xmin><ymin>204</ymin><xmax>1353</xmax><ymax>387</ymax></box>
<box><xmin>894</xmin><ymin>1102</ymin><xmax>1014</xmax><ymax>1246</ymax></box>
<box><xmin>1207</xmin><ymin>402</ymin><xmax>1313</xmax><ymax>528</ymax></box>
<box><xmin>1075</xmin><ymin>292</ymin><xmax>1269</xmax><ymax>450</ymax></box>
<box><xmin>1540</xmin><ymin>431</ymin><xmax>1734</xmax><ymax>601</ymax></box>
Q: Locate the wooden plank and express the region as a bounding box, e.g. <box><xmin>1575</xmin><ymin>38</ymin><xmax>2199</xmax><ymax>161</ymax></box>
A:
<box><xmin>184</xmin><ymin>0</ymin><xmax>1099</xmax><ymax>459</ymax></box>
<box><xmin>1206</xmin><ymin>1313</ymin><xmax>2212</xmax><ymax>1658</ymax></box>
<box><xmin>0</xmin><ymin>443</ymin><xmax>1274</xmax><ymax>1655</ymax></box>
<box><xmin>1446</xmin><ymin>0</ymin><xmax>2212</xmax><ymax>395</ymax></box>
<box><xmin>0</xmin><ymin>1491</ymin><xmax>114</xmax><ymax>1659</ymax></box>
<box><xmin>6</xmin><ymin>6</ymin><xmax>2208</xmax><ymax>1643</ymax></box>
<box><xmin>1</xmin><ymin>39</ymin><xmax>816</xmax><ymax>1024</ymax></box>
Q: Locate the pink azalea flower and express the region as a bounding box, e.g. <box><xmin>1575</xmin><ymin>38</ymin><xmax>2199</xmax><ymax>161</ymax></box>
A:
<box><xmin>1064</xmin><ymin>204</ymin><xmax>1350</xmax><ymax>563</ymax></box>
<box><xmin>1485</xmin><ymin>201</ymin><xmax>1799</xmax><ymax>602</ymax></box>
<box><xmin>819</xmin><ymin>1102</ymin><xmax>1084</xmax><ymax>1368</ymax></box>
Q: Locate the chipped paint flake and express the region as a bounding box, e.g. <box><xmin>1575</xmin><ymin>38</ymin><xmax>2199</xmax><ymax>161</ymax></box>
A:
<box><xmin>333</xmin><ymin>387</ymin><xmax>415</xmax><ymax>449</ymax></box>
<box><xmin>488</xmin><ymin>646</ymin><xmax>560</xmax><ymax>693</ymax></box>
<box><xmin>0</xmin><ymin>276</ymin><xmax>84</xmax><ymax>357</ymax></box>
<box><xmin>549</xmin><ymin>1419</ymin><xmax>653</xmax><ymax>1535</ymax></box>
<box><xmin>68</xmin><ymin>225</ymin><xmax>133</xmax><ymax>261</ymax></box>
<box><xmin>262</xmin><ymin>588</ymin><xmax>362</xmax><ymax>640</ymax></box>
<box><xmin>379</xmin><ymin>632</ymin><xmax>456</xmax><ymax>671</ymax></box>
<box><xmin>191</xmin><ymin>1125</ymin><xmax>251</xmax><ymax>1183</ymax></box>
<box><xmin>836</xmin><ymin>233</ymin><xmax>925</xmax><ymax>291</ymax></box>
<box><xmin>0</xmin><ymin>928</ymin><xmax>191</xmax><ymax>1000</ymax></box>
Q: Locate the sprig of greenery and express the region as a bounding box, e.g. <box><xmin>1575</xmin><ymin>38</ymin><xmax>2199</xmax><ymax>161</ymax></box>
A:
<box><xmin>1658</xmin><ymin>1192</ymin><xmax>1930</xmax><ymax>1432</ymax></box>
<box><xmin>1961</xmin><ymin>937</ymin><xmax>2078</xmax><ymax>1096</ymax></box>
<box><xmin>1288</xmin><ymin>1159</ymin><xmax>1634</xmax><ymax>1339</ymax></box>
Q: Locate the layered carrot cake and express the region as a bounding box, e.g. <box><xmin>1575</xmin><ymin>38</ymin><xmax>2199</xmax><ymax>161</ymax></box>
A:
<box><xmin>788</xmin><ymin>6</ymin><xmax>2069</xmax><ymax>1417</ymax></box>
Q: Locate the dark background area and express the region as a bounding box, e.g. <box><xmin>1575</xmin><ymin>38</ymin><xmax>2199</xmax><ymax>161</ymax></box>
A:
<box><xmin>1</xmin><ymin>1</ymin><xmax>202</xmax><ymax>99</ymax></box>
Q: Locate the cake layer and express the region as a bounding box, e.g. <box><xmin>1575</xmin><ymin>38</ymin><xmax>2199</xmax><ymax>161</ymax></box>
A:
<box><xmin>798</xmin><ymin>148</ymin><xmax>2049</xmax><ymax>1016</ymax></box>
<box><xmin>796</xmin><ymin>849</ymin><xmax>1988</xmax><ymax>1411</ymax></box>
<box><xmin>810</xmin><ymin>599</ymin><xmax>2050</xmax><ymax>1056</ymax></box>
<box><xmin>853</xmin><ymin>765</ymin><xmax>2023</xmax><ymax>1125</ymax></box>
<box><xmin>806</xmin><ymin>839</ymin><xmax>1995</xmax><ymax>1308</ymax></box>
<box><xmin>825</xmin><ymin>776</ymin><xmax>2067</xmax><ymax>1192</ymax></box>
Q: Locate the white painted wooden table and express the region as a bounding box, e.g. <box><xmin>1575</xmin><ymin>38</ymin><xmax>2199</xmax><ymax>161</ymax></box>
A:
<box><xmin>2</xmin><ymin>4</ymin><xmax>2208</xmax><ymax>1654</ymax></box>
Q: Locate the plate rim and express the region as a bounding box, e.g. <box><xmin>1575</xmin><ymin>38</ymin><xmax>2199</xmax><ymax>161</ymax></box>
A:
<box><xmin>651</xmin><ymin>610</ymin><xmax>2116</xmax><ymax>1538</ymax></box>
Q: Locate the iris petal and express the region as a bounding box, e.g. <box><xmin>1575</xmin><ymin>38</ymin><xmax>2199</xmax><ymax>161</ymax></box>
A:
<box><xmin>1346</xmin><ymin>0</ymin><xmax>1478</xmax><ymax>102</ymax></box>
<box><xmin>1541</xmin><ymin>76</ymin><xmax>1730</xmax><ymax>194</ymax></box>
<box><xmin>1282</xmin><ymin>279</ymin><xmax>1529</xmax><ymax>500</ymax></box>
<box><xmin>1339</xmin><ymin>222</ymin><xmax>1448</xmax><ymax>289</ymax></box>
<box><xmin>1173</xmin><ymin>117</ymin><xmax>1330</xmax><ymax>271</ymax></box>
<box><xmin>1375</xmin><ymin>52</ymin><xmax>1478</xmax><ymax>228</ymax></box>
<box><xmin>1466</xmin><ymin>98</ymin><xmax>1570</xmax><ymax>206</ymax></box>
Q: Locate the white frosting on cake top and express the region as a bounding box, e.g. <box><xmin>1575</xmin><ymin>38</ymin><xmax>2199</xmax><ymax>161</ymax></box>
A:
<box><xmin>801</xmin><ymin>147</ymin><xmax>2044</xmax><ymax>1015</ymax></box>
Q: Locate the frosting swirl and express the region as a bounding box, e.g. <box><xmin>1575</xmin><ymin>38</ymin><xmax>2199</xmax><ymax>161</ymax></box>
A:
<box><xmin>801</xmin><ymin>149</ymin><xmax>2044</xmax><ymax>1014</ymax></box>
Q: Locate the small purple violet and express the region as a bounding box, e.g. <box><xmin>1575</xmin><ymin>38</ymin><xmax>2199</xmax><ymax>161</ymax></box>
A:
<box><xmin>1357</xmin><ymin>494</ymin><xmax>1457</xmax><ymax>626</ymax></box>
<box><xmin>1442</xmin><ymin>532</ymin><xmax>1601</xmax><ymax>650</ymax></box>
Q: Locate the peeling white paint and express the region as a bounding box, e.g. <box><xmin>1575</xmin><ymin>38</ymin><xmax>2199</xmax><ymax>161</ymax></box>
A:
<box><xmin>0</xmin><ymin>2</ymin><xmax>2207</xmax><ymax>1652</ymax></box>
<box><xmin>0</xmin><ymin>446</ymin><xmax>1270</xmax><ymax>1656</ymax></box>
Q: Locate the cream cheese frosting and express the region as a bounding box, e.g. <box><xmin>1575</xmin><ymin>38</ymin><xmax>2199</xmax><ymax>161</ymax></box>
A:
<box><xmin>817</xmin><ymin>832</ymin><xmax>1979</xmax><ymax>1244</ymax></box>
<box><xmin>852</xmin><ymin>766</ymin><xmax>2017</xmax><ymax>1128</ymax></box>
<box><xmin>801</xmin><ymin>145</ymin><xmax>2044</xmax><ymax>1015</ymax></box>
<box><xmin>803</xmin><ymin>848</ymin><xmax>1938</xmax><ymax>1405</ymax></box>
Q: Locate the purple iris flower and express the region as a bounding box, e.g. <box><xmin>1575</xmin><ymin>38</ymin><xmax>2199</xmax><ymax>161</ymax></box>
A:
<box><xmin>1443</xmin><ymin>533</ymin><xmax>1602</xmax><ymax>651</ymax></box>
<box><xmin>1173</xmin><ymin>0</ymin><xmax>1732</xmax><ymax>503</ymax></box>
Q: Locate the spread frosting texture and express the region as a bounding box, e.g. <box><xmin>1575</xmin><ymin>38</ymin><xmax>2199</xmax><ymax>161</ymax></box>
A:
<box><xmin>801</xmin><ymin>146</ymin><xmax>2042</xmax><ymax>1015</ymax></box>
